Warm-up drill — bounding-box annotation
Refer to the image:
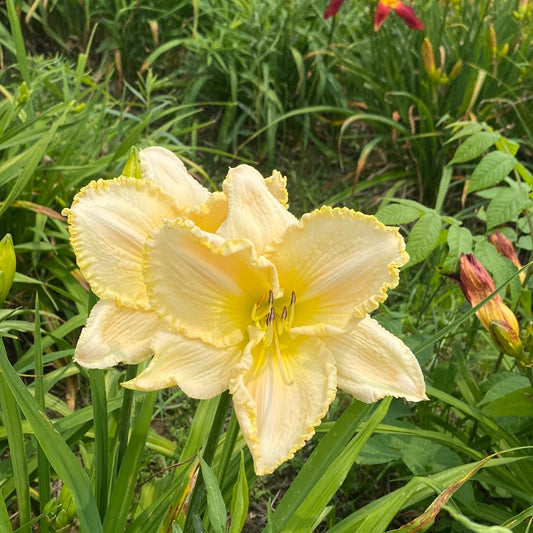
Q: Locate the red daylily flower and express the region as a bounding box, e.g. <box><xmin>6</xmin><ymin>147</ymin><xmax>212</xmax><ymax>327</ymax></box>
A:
<box><xmin>374</xmin><ymin>0</ymin><xmax>424</xmax><ymax>31</ymax></box>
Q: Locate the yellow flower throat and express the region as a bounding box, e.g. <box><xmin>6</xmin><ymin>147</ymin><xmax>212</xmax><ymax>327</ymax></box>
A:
<box><xmin>251</xmin><ymin>290</ymin><xmax>296</xmax><ymax>385</ymax></box>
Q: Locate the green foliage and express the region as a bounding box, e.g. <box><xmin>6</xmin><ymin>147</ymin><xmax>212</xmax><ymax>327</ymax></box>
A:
<box><xmin>0</xmin><ymin>0</ymin><xmax>532</xmax><ymax>531</ymax></box>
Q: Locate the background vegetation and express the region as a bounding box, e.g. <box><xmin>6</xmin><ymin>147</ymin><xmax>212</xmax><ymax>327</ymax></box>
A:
<box><xmin>0</xmin><ymin>0</ymin><xmax>532</xmax><ymax>531</ymax></box>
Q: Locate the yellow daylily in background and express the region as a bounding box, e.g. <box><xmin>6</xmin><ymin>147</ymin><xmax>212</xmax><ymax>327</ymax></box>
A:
<box><xmin>66</xmin><ymin>148</ymin><xmax>426</xmax><ymax>475</ymax></box>
<box><xmin>63</xmin><ymin>147</ymin><xmax>227</xmax><ymax>368</ymax></box>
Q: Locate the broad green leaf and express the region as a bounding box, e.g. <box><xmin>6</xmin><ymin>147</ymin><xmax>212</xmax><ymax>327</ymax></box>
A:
<box><xmin>406</xmin><ymin>213</ymin><xmax>442</xmax><ymax>265</ymax></box>
<box><xmin>450</xmin><ymin>132</ymin><xmax>500</xmax><ymax>164</ymax></box>
<box><xmin>486</xmin><ymin>188</ymin><xmax>528</xmax><ymax>229</ymax></box>
<box><xmin>200</xmin><ymin>458</ymin><xmax>227</xmax><ymax>533</ymax></box>
<box><xmin>481</xmin><ymin>388</ymin><xmax>533</xmax><ymax>418</ymax></box>
<box><xmin>446</xmin><ymin>121</ymin><xmax>484</xmax><ymax>144</ymax></box>
<box><xmin>375</xmin><ymin>203</ymin><xmax>421</xmax><ymax>225</ymax></box>
<box><xmin>229</xmin><ymin>452</ymin><xmax>249</xmax><ymax>533</ymax></box>
<box><xmin>468</xmin><ymin>151</ymin><xmax>517</xmax><ymax>193</ymax></box>
<box><xmin>441</xmin><ymin>225</ymin><xmax>472</xmax><ymax>273</ymax></box>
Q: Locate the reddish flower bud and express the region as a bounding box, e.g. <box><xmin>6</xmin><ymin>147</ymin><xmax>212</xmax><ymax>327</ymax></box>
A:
<box><xmin>453</xmin><ymin>254</ymin><xmax>524</xmax><ymax>359</ymax></box>
<box><xmin>324</xmin><ymin>0</ymin><xmax>347</xmax><ymax>19</ymax></box>
<box><xmin>489</xmin><ymin>232</ymin><xmax>526</xmax><ymax>283</ymax></box>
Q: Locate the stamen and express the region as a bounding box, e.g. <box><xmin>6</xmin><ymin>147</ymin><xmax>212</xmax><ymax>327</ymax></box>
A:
<box><xmin>273</xmin><ymin>328</ymin><xmax>294</xmax><ymax>386</ymax></box>
<box><xmin>268</xmin><ymin>290</ymin><xmax>274</xmax><ymax>306</ymax></box>
<box><xmin>264</xmin><ymin>308</ymin><xmax>275</xmax><ymax>346</ymax></box>
<box><xmin>265</xmin><ymin>307</ymin><xmax>275</xmax><ymax>326</ymax></box>
<box><xmin>288</xmin><ymin>291</ymin><xmax>296</xmax><ymax>330</ymax></box>
<box><xmin>277</xmin><ymin>307</ymin><xmax>287</xmax><ymax>335</ymax></box>
<box><xmin>251</xmin><ymin>294</ymin><xmax>269</xmax><ymax>322</ymax></box>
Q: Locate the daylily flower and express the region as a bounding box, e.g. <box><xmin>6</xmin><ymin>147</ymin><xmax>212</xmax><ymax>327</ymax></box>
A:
<box><xmin>65</xmin><ymin>150</ymin><xmax>427</xmax><ymax>475</ymax></box>
<box><xmin>489</xmin><ymin>232</ymin><xmax>526</xmax><ymax>283</ymax></box>
<box><xmin>452</xmin><ymin>254</ymin><xmax>525</xmax><ymax>361</ymax></box>
<box><xmin>374</xmin><ymin>0</ymin><xmax>424</xmax><ymax>31</ymax></box>
<box><xmin>63</xmin><ymin>147</ymin><xmax>228</xmax><ymax>368</ymax></box>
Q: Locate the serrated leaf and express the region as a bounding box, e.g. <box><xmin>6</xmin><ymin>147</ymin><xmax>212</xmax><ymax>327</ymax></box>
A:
<box><xmin>406</xmin><ymin>213</ymin><xmax>442</xmax><ymax>265</ymax></box>
<box><xmin>375</xmin><ymin>203</ymin><xmax>421</xmax><ymax>225</ymax></box>
<box><xmin>486</xmin><ymin>188</ymin><xmax>528</xmax><ymax>229</ymax></box>
<box><xmin>441</xmin><ymin>225</ymin><xmax>472</xmax><ymax>273</ymax></box>
<box><xmin>468</xmin><ymin>151</ymin><xmax>517</xmax><ymax>193</ymax></box>
<box><xmin>450</xmin><ymin>132</ymin><xmax>500</xmax><ymax>164</ymax></box>
<box><xmin>199</xmin><ymin>458</ymin><xmax>226</xmax><ymax>533</ymax></box>
<box><xmin>445</xmin><ymin>121</ymin><xmax>484</xmax><ymax>144</ymax></box>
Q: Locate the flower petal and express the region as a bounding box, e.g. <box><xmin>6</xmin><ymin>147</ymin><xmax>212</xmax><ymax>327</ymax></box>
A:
<box><xmin>264</xmin><ymin>170</ymin><xmax>289</xmax><ymax>209</ymax></box>
<box><xmin>265</xmin><ymin>206</ymin><xmax>408</xmax><ymax>333</ymax></box>
<box><xmin>64</xmin><ymin>177</ymin><xmax>181</xmax><ymax>309</ymax></box>
<box><xmin>323</xmin><ymin>316</ymin><xmax>427</xmax><ymax>402</ymax></box>
<box><xmin>75</xmin><ymin>300</ymin><xmax>160</xmax><ymax>368</ymax></box>
<box><xmin>374</xmin><ymin>1</ymin><xmax>391</xmax><ymax>30</ymax></box>
<box><xmin>230</xmin><ymin>328</ymin><xmax>337</xmax><ymax>475</ymax></box>
<box><xmin>140</xmin><ymin>146</ymin><xmax>211</xmax><ymax>209</ymax></box>
<box><xmin>217</xmin><ymin>165</ymin><xmax>297</xmax><ymax>255</ymax></box>
<box><xmin>144</xmin><ymin>219</ymin><xmax>278</xmax><ymax>348</ymax></box>
<box><xmin>394</xmin><ymin>2</ymin><xmax>424</xmax><ymax>30</ymax></box>
<box><xmin>189</xmin><ymin>191</ymin><xmax>228</xmax><ymax>233</ymax></box>
<box><xmin>123</xmin><ymin>329</ymin><xmax>241</xmax><ymax>397</ymax></box>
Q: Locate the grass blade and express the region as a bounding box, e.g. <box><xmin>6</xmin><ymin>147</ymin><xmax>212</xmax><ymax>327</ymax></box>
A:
<box><xmin>0</xmin><ymin>340</ymin><xmax>103</xmax><ymax>532</ymax></box>
<box><xmin>103</xmin><ymin>391</ymin><xmax>156</xmax><ymax>533</ymax></box>
<box><xmin>34</xmin><ymin>295</ymin><xmax>50</xmax><ymax>533</ymax></box>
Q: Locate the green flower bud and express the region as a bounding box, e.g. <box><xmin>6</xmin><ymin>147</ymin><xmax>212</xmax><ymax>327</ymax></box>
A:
<box><xmin>0</xmin><ymin>234</ymin><xmax>16</xmax><ymax>305</ymax></box>
<box><xmin>121</xmin><ymin>146</ymin><xmax>142</xmax><ymax>179</ymax></box>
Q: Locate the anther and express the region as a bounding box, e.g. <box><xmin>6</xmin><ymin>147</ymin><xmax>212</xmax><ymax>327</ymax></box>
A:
<box><xmin>265</xmin><ymin>307</ymin><xmax>275</xmax><ymax>326</ymax></box>
<box><xmin>291</xmin><ymin>291</ymin><xmax>296</xmax><ymax>305</ymax></box>
<box><xmin>268</xmin><ymin>290</ymin><xmax>274</xmax><ymax>306</ymax></box>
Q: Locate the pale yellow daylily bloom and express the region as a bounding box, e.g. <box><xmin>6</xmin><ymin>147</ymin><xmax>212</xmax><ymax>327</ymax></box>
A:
<box><xmin>128</xmin><ymin>164</ymin><xmax>426</xmax><ymax>475</ymax></box>
<box><xmin>63</xmin><ymin>147</ymin><xmax>225</xmax><ymax>367</ymax></box>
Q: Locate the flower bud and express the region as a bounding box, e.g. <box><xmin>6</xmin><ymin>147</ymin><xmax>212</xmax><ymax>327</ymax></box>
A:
<box><xmin>489</xmin><ymin>320</ymin><xmax>526</xmax><ymax>361</ymax></box>
<box><xmin>488</xmin><ymin>232</ymin><xmax>526</xmax><ymax>283</ymax></box>
<box><xmin>488</xmin><ymin>24</ymin><xmax>497</xmax><ymax>55</ymax></box>
<box><xmin>449</xmin><ymin>59</ymin><xmax>463</xmax><ymax>81</ymax></box>
<box><xmin>453</xmin><ymin>254</ymin><xmax>524</xmax><ymax>360</ymax></box>
<box><xmin>121</xmin><ymin>146</ymin><xmax>142</xmax><ymax>179</ymax></box>
<box><xmin>0</xmin><ymin>234</ymin><xmax>15</xmax><ymax>306</ymax></box>
<box><xmin>422</xmin><ymin>38</ymin><xmax>436</xmax><ymax>75</ymax></box>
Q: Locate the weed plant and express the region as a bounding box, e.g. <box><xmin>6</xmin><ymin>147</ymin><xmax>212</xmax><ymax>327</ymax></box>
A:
<box><xmin>0</xmin><ymin>0</ymin><xmax>532</xmax><ymax>531</ymax></box>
